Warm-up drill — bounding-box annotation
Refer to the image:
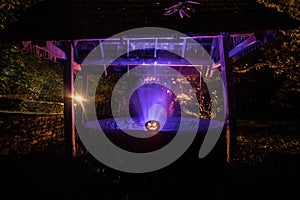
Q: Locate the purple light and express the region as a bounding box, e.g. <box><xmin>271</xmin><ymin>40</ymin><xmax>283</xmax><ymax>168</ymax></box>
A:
<box><xmin>129</xmin><ymin>83</ymin><xmax>176</xmax><ymax>130</ymax></box>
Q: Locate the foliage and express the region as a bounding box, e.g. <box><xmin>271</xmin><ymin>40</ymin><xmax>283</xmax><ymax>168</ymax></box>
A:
<box><xmin>257</xmin><ymin>0</ymin><xmax>300</xmax><ymax>19</ymax></box>
<box><xmin>0</xmin><ymin>42</ymin><xmax>63</xmax><ymax>102</ymax></box>
<box><xmin>0</xmin><ymin>0</ymin><xmax>43</xmax><ymax>30</ymax></box>
<box><xmin>0</xmin><ymin>0</ymin><xmax>62</xmax><ymax>112</ymax></box>
<box><xmin>259</xmin><ymin>29</ymin><xmax>300</xmax><ymax>107</ymax></box>
<box><xmin>234</xmin><ymin>0</ymin><xmax>300</xmax><ymax>111</ymax></box>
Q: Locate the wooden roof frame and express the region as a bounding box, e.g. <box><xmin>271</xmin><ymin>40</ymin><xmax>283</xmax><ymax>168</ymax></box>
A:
<box><xmin>1</xmin><ymin>0</ymin><xmax>299</xmax><ymax>163</ymax></box>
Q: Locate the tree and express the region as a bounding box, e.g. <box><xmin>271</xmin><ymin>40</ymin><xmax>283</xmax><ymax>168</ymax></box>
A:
<box><xmin>0</xmin><ymin>42</ymin><xmax>63</xmax><ymax>102</ymax></box>
<box><xmin>234</xmin><ymin>0</ymin><xmax>300</xmax><ymax>114</ymax></box>
<box><xmin>257</xmin><ymin>0</ymin><xmax>300</xmax><ymax>19</ymax></box>
<box><xmin>0</xmin><ymin>0</ymin><xmax>43</xmax><ymax>30</ymax></box>
<box><xmin>0</xmin><ymin>0</ymin><xmax>63</xmax><ymax>104</ymax></box>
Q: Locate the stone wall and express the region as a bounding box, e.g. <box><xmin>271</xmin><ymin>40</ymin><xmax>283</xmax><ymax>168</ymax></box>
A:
<box><xmin>0</xmin><ymin>112</ymin><xmax>64</xmax><ymax>156</ymax></box>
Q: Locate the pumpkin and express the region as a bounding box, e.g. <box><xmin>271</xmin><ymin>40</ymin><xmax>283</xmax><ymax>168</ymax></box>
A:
<box><xmin>145</xmin><ymin>120</ymin><xmax>160</xmax><ymax>132</ymax></box>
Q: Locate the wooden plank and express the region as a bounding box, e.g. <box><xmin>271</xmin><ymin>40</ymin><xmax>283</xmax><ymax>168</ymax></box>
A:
<box><xmin>81</xmin><ymin>75</ymin><xmax>88</xmax><ymax>125</ymax></box>
<box><xmin>62</xmin><ymin>41</ymin><xmax>77</xmax><ymax>159</ymax></box>
<box><xmin>219</xmin><ymin>33</ymin><xmax>237</xmax><ymax>164</ymax></box>
<box><xmin>229</xmin><ymin>34</ymin><xmax>256</xmax><ymax>58</ymax></box>
<box><xmin>22</xmin><ymin>41</ymin><xmax>31</xmax><ymax>49</ymax></box>
<box><xmin>79</xmin><ymin>58</ymin><xmax>213</xmax><ymax>66</ymax></box>
<box><xmin>35</xmin><ymin>41</ymin><xmax>67</xmax><ymax>59</ymax></box>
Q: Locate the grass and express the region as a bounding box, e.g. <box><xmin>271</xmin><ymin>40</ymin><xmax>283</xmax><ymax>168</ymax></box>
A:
<box><xmin>0</xmin><ymin>118</ymin><xmax>299</xmax><ymax>199</ymax></box>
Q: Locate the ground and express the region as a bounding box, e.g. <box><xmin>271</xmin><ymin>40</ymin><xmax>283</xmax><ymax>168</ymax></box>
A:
<box><xmin>1</xmin><ymin>119</ymin><xmax>300</xmax><ymax>199</ymax></box>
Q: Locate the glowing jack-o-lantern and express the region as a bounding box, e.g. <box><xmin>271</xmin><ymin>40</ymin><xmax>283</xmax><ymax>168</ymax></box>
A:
<box><xmin>145</xmin><ymin>120</ymin><xmax>160</xmax><ymax>132</ymax></box>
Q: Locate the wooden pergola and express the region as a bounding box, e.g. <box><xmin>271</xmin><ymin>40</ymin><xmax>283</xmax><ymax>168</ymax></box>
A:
<box><xmin>1</xmin><ymin>0</ymin><xmax>299</xmax><ymax>163</ymax></box>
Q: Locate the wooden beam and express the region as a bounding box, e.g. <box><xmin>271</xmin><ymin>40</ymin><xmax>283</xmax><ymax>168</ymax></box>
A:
<box><xmin>210</xmin><ymin>38</ymin><xmax>220</xmax><ymax>62</ymax></box>
<box><xmin>81</xmin><ymin>74</ymin><xmax>88</xmax><ymax>125</ymax></box>
<box><xmin>71</xmin><ymin>35</ymin><xmax>221</xmax><ymax>43</ymax></box>
<box><xmin>219</xmin><ymin>33</ymin><xmax>237</xmax><ymax>164</ymax></box>
<box><xmin>181</xmin><ymin>38</ymin><xmax>186</xmax><ymax>58</ymax></box>
<box><xmin>99</xmin><ymin>40</ymin><xmax>104</xmax><ymax>59</ymax></box>
<box><xmin>229</xmin><ymin>34</ymin><xmax>256</xmax><ymax>58</ymax></box>
<box><xmin>22</xmin><ymin>41</ymin><xmax>31</xmax><ymax>49</ymax></box>
<box><xmin>62</xmin><ymin>41</ymin><xmax>76</xmax><ymax>159</ymax></box>
<box><xmin>79</xmin><ymin>58</ymin><xmax>213</xmax><ymax>66</ymax></box>
<box><xmin>36</xmin><ymin>41</ymin><xmax>66</xmax><ymax>59</ymax></box>
<box><xmin>154</xmin><ymin>38</ymin><xmax>158</xmax><ymax>58</ymax></box>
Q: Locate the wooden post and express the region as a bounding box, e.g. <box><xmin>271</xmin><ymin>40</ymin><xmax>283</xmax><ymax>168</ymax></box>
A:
<box><xmin>219</xmin><ymin>33</ymin><xmax>237</xmax><ymax>163</ymax></box>
<box><xmin>82</xmin><ymin>74</ymin><xmax>89</xmax><ymax>124</ymax></box>
<box><xmin>62</xmin><ymin>41</ymin><xmax>77</xmax><ymax>158</ymax></box>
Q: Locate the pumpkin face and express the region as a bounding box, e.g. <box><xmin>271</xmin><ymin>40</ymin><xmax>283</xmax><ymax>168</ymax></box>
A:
<box><xmin>145</xmin><ymin>120</ymin><xmax>160</xmax><ymax>132</ymax></box>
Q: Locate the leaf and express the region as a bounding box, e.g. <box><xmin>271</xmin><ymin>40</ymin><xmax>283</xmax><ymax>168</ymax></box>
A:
<box><xmin>0</xmin><ymin>3</ymin><xmax>7</xmax><ymax>9</ymax></box>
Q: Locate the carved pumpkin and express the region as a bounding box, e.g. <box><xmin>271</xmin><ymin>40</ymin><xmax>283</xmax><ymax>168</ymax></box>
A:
<box><xmin>145</xmin><ymin>120</ymin><xmax>160</xmax><ymax>132</ymax></box>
